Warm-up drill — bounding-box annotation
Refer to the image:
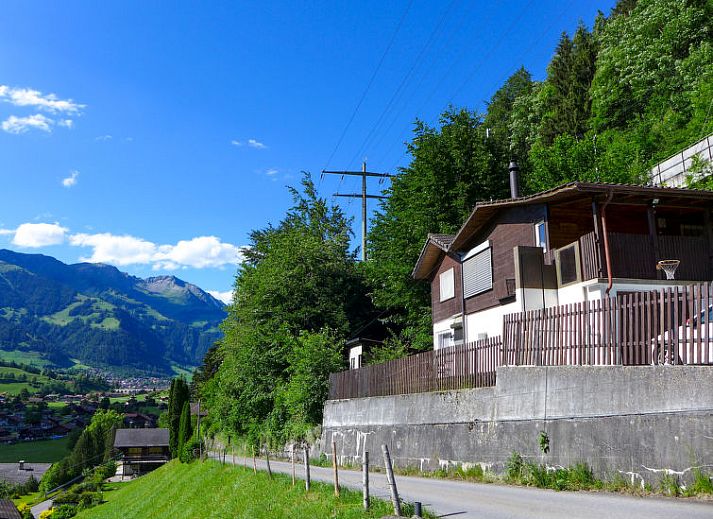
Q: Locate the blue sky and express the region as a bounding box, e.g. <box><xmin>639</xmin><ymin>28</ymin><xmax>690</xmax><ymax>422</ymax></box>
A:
<box><xmin>0</xmin><ymin>0</ymin><xmax>615</xmax><ymax>302</ymax></box>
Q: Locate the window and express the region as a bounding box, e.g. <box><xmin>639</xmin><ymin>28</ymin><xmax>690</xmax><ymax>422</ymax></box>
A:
<box><xmin>535</xmin><ymin>221</ymin><xmax>547</xmax><ymax>252</ymax></box>
<box><xmin>463</xmin><ymin>245</ymin><xmax>492</xmax><ymax>298</ymax></box>
<box><xmin>437</xmin><ymin>331</ymin><xmax>453</xmax><ymax>350</ymax></box>
<box><xmin>148</xmin><ymin>447</ymin><xmax>163</xmax><ymax>455</ymax></box>
<box><xmin>439</xmin><ymin>268</ymin><xmax>455</xmax><ymax>301</ymax></box>
<box><xmin>555</xmin><ymin>242</ymin><xmax>581</xmax><ymax>286</ymax></box>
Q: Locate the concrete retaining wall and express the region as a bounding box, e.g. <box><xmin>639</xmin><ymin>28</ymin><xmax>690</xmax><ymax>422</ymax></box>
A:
<box><xmin>317</xmin><ymin>366</ymin><xmax>713</xmax><ymax>485</ymax></box>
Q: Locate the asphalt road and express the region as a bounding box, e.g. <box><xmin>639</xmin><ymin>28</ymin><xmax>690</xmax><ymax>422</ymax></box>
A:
<box><xmin>210</xmin><ymin>452</ymin><xmax>713</xmax><ymax>519</ymax></box>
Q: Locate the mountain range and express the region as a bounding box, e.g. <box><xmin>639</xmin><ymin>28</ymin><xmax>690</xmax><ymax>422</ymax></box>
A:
<box><xmin>0</xmin><ymin>249</ymin><xmax>227</xmax><ymax>375</ymax></box>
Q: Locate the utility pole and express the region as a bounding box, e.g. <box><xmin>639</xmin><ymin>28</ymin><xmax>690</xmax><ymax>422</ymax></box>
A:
<box><xmin>321</xmin><ymin>162</ymin><xmax>393</xmax><ymax>261</ymax></box>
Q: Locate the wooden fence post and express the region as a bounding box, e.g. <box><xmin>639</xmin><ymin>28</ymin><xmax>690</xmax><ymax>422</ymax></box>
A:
<box><xmin>265</xmin><ymin>445</ymin><xmax>273</xmax><ymax>479</ymax></box>
<box><xmin>332</xmin><ymin>440</ymin><xmax>340</xmax><ymax>497</ymax></box>
<box><xmin>381</xmin><ymin>444</ymin><xmax>401</xmax><ymax>516</ymax></box>
<box><xmin>291</xmin><ymin>443</ymin><xmax>296</xmax><ymax>486</ymax></box>
<box><xmin>303</xmin><ymin>443</ymin><xmax>311</xmax><ymax>492</ymax></box>
<box><xmin>362</xmin><ymin>451</ymin><xmax>370</xmax><ymax>510</ymax></box>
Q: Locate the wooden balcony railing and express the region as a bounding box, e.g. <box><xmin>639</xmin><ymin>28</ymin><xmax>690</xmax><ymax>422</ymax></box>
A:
<box><xmin>576</xmin><ymin>231</ymin><xmax>710</xmax><ymax>281</ymax></box>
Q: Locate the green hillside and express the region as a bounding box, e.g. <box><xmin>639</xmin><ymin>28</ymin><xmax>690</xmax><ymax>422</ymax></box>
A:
<box><xmin>75</xmin><ymin>460</ymin><xmax>409</xmax><ymax>519</ymax></box>
<box><xmin>0</xmin><ymin>249</ymin><xmax>227</xmax><ymax>374</ymax></box>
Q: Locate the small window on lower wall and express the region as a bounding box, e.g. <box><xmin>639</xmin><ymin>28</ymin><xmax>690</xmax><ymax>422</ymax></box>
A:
<box><xmin>463</xmin><ymin>247</ymin><xmax>493</xmax><ymax>298</ymax></box>
<box><xmin>436</xmin><ymin>331</ymin><xmax>453</xmax><ymax>350</ymax></box>
<box><xmin>439</xmin><ymin>268</ymin><xmax>455</xmax><ymax>301</ymax></box>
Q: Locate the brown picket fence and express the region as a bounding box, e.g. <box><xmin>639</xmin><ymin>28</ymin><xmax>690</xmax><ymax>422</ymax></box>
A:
<box><xmin>503</xmin><ymin>283</ymin><xmax>713</xmax><ymax>367</ymax></box>
<box><xmin>328</xmin><ymin>283</ymin><xmax>713</xmax><ymax>400</ymax></box>
<box><xmin>328</xmin><ymin>337</ymin><xmax>500</xmax><ymax>400</ymax></box>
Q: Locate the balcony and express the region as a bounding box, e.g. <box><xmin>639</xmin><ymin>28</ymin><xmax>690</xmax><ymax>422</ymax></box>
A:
<box><xmin>572</xmin><ymin>231</ymin><xmax>711</xmax><ymax>282</ymax></box>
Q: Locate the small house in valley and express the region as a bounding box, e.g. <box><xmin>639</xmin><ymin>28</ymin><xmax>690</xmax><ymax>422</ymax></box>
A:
<box><xmin>413</xmin><ymin>177</ymin><xmax>713</xmax><ymax>349</ymax></box>
<box><xmin>0</xmin><ymin>461</ymin><xmax>50</xmax><ymax>485</ymax></box>
<box><xmin>114</xmin><ymin>428</ymin><xmax>169</xmax><ymax>478</ymax></box>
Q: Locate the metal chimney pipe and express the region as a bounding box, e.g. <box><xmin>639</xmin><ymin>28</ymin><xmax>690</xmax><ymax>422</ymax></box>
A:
<box><xmin>509</xmin><ymin>161</ymin><xmax>520</xmax><ymax>199</ymax></box>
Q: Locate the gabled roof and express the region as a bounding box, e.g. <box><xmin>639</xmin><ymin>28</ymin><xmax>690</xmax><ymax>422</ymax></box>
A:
<box><xmin>413</xmin><ymin>181</ymin><xmax>713</xmax><ymax>279</ymax></box>
<box><xmin>114</xmin><ymin>428</ymin><xmax>169</xmax><ymax>448</ymax></box>
<box><xmin>412</xmin><ymin>233</ymin><xmax>455</xmax><ymax>280</ymax></box>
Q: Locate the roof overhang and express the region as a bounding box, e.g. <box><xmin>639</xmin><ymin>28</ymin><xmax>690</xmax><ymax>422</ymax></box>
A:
<box><xmin>449</xmin><ymin>182</ymin><xmax>713</xmax><ymax>251</ymax></box>
<box><xmin>412</xmin><ymin>233</ymin><xmax>455</xmax><ymax>280</ymax></box>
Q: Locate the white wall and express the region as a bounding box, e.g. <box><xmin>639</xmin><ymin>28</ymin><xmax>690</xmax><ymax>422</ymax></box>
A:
<box><xmin>465</xmin><ymin>301</ymin><xmax>519</xmax><ymax>342</ymax></box>
<box><xmin>557</xmin><ymin>278</ymin><xmax>698</xmax><ymax>306</ymax></box>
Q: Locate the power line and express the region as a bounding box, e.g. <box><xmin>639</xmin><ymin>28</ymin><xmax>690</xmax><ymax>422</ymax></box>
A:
<box><xmin>380</xmin><ymin>0</ymin><xmax>569</xmax><ymax>171</ymax></box>
<box><xmin>320</xmin><ymin>0</ymin><xmax>414</xmax><ymax>176</ymax></box>
<box><xmin>446</xmin><ymin>0</ymin><xmax>536</xmax><ymax>106</ymax></box>
<box><xmin>345</xmin><ymin>0</ymin><xmax>462</xmax><ymax>172</ymax></box>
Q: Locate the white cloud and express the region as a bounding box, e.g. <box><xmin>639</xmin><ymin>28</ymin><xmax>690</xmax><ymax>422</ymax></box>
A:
<box><xmin>247</xmin><ymin>138</ymin><xmax>266</xmax><ymax>149</ymax></box>
<box><xmin>11</xmin><ymin>223</ymin><xmax>67</xmax><ymax>247</ymax></box>
<box><xmin>0</xmin><ymin>85</ymin><xmax>84</xmax><ymax>114</ymax></box>
<box><xmin>0</xmin><ymin>229</ymin><xmax>14</xmax><ymax>236</ymax></box>
<box><xmin>266</xmin><ymin>168</ymin><xmax>278</xmax><ymax>176</ymax></box>
<box><xmin>95</xmin><ymin>134</ymin><xmax>113</xmax><ymax>141</ymax></box>
<box><xmin>69</xmin><ymin>232</ymin><xmax>244</xmax><ymax>270</ymax></box>
<box><xmin>208</xmin><ymin>290</ymin><xmax>233</xmax><ymax>305</ymax></box>
<box><xmin>231</xmin><ymin>138</ymin><xmax>267</xmax><ymax>149</ymax></box>
<box><xmin>153</xmin><ymin>236</ymin><xmax>244</xmax><ymax>269</ymax></box>
<box><xmin>62</xmin><ymin>170</ymin><xmax>79</xmax><ymax>188</ymax></box>
<box><xmin>58</xmin><ymin>119</ymin><xmax>73</xmax><ymax>128</ymax></box>
<box><xmin>69</xmin><ymin>233</ymin><xmax>158</xmax><ymax>266</ymax></box>
<box><xmin>2</xmin><ymin>114</ymin><xmax>53</xmax><ymax>134</ymax></box>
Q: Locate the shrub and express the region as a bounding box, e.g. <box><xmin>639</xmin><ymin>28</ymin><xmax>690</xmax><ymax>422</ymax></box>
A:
<box><xmin>505</xmin><ymin>452</ymin><xmax>524</xmax><ymax>482</ymax></box>
<box><xmin>685</xmin><ymin>468</ymin><xmax>713</xmax><ymax>496</ymax></box>
<box><xmin>660</xmin><ymin>473</ymin><xmax>680</xmax><ymax>496</ymax></box>
<box><xmin>50</xmin><ymin>505</ymin><xmax>77</xmax><ymax>519</ymax></box>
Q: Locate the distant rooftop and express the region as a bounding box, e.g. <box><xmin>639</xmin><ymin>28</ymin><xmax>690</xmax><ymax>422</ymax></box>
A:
<box><xmin>0</xmin><ymin>463</ymin><xmax>51</xmax><ymax>485</ymax></box>
<box><xmin>114</xmin><ymin>428</ymin><xmax>169</xmax><ymax>448</ymax></box>
<box><xmin>0</xmin><ymin>499</ymin><xmax>21</xmax><ymax>519</ymax></box>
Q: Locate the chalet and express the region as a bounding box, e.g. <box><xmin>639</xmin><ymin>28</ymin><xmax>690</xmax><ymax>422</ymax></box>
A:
<box><xmin>413</xmin><ymin>174</ymin><xmax>713</xmax><ymax>348</ymax></box>
<box><xmin>114</xmin><ymin>428</ymin><xmax>169</xmax><ymax>477</ymax></box>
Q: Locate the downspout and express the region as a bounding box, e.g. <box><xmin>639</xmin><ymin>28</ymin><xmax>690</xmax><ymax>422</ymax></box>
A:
<box><xmin>601</xmin><ymin>191</ymin><xmax>614</xmax><ymax>296</ymax></box>
<box><xmin>460</xmin><ymin>252</ymin><xmax>467</xmax><ymax>343</ymax></box>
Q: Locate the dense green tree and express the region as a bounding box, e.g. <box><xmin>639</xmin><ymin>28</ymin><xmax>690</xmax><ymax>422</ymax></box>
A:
<box><xmin>177</xmin><ymin>401</ymin><xmax>192</xmax><ymax>460</ymax></box>
<box><xmin>590</xmin><ymin>0</ymin><xmax>713</xmax><ymax>158</ymax></box>
<box><xmin>483</xmin><ymin>67</ymin><xmax>535</xmax><ymax>179</ymax></box>
<box><xmin>366</xmin><ymin>108</ymin><xmax>509</xmax><ymax>351</ymax></box>
<box><xmin>168</xmin><ymin>377</ymin><xmax>190</xmax><ymax>457</ymax></box>
<box><xmin>205</xmin><ymin>174</ymin><xmax>368</xmax><ymax>443</ymax></box>
<box><xmin>538</xmin><ymin>23</ymin><xmax>597</xmax><ymax>145</ymax></box>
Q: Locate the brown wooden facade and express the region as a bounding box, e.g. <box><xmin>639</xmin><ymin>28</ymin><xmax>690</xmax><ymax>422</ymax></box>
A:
<box><xmin>415</xmin><ymin>182</ymin><xmax>713</xmax><ymax>327</ymax></box>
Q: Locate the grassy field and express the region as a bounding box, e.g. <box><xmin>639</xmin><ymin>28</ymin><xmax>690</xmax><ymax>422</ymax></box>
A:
<box><xmin>0</xmin><ymin>436</ymin><xmax>71</xmax><ymax>463</ymax></box>
<box><xmin>0</xmin><ymin>349</ymin><xmax>55</xmax><ymax>369</ymax></box>
<box><xmin>75</xmin><ymin>460</ymin><xmax>425</xmax><ymax>519</ymax></box>
<box><xmin>0</xmin><ymin>366</ymin><xmax>52</xmax><ymax>395</ymax></box>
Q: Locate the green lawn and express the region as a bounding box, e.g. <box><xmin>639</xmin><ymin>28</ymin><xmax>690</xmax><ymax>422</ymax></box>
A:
<box><xmin>0</xmin><ymin>349</ymin><xmax>55</xmax><ymax>369</ymax></box>
<box><xmin>0</xmin><ymin>366</ymin><xmax>52</xmax><ymax>395</ymax></box>
<box><xmin>0</xmin><ymin>436</ymin><xmax>70</xmax><ymax>463</ymax></box>
<box><xmin>75</xmin><ymin>460</ymin><xmax>426</xmax><ymax>519</ymax></box>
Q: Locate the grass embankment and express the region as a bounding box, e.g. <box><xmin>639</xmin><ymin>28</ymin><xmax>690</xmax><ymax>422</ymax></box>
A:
<box><xmin>0</xmin><ymin>436</ymin><xmax>70</xmax><ymax>463</ymax></box>
<box><xmin>75</xmin><ymin>460</ymin><xmax>417</xmax><ymax>519</ymax></box>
